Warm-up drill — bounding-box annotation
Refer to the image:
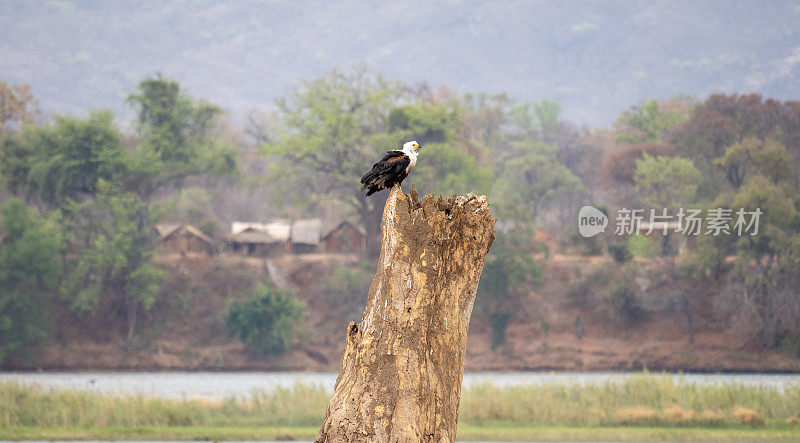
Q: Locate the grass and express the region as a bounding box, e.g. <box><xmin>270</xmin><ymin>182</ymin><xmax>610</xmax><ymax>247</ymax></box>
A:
<box><xmin>2</xmin><ymin>425</ymin><xmax>800</xmax><ymax>442</ymax></box>
<box><xmin>0</xmin><ymin>382</ymin><xmax>329</xmax><ymax>427</ymax></box>
<box><xmin>459</xmin><ymin>373</ymin><xmax>800</xmax><ymax>427</ymax></box>
<box><xmin>0</xmin><ymin>425</ymin><xmax>320</xmax><ymax>441</ymax></box>
<box><xmin>457</xmin><ymin>425</ymin><xmax>800</xmax><ymax>442</ymax></box>
<box><xmin>2</xmin><ymin>372</ymin><xmax>800</xmax><ymax>440</ymax></box>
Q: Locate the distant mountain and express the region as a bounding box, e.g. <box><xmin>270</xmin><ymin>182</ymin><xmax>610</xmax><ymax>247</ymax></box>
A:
<box><xmin>1</xmin><ymin>0</ymin><xmax>799</xmax><ymax>127</ymax></box>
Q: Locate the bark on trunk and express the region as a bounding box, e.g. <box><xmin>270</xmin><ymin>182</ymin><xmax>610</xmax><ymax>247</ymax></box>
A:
<box><xmin>316</xmin><ymin>186</ymin><xmax>495</xmax><ymax>442</ymax></box>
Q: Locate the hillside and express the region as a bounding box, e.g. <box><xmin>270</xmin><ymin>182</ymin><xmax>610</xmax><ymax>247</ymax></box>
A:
<box><xmin>2</xmin><ymin>1</ymin><xmax>799</xmax><ymax>126</ymax></box>
<box><xmin>16</xmin><ymin>251</ymin><xmax>800</xmax><ymax>373</ymax></box>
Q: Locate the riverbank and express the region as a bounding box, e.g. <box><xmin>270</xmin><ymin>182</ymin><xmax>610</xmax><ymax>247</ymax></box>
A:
<box><xmin>3</xmin><ymin>373</ymin><xmax>800</xmax><ymax>441</ymax></box>
<box><xmin>9</xmin><ymin>254</ymin><xmax>799</xmax><ymax>374</ymax></box>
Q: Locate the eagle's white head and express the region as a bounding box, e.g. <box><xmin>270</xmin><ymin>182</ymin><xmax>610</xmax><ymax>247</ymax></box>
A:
<box><xmin>403</xmin><ymin>140</ymin><xmax>421</xmax><ymax>153</ymax></box>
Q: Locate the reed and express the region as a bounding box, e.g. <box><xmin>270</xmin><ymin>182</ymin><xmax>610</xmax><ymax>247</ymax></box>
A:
<box><xmin>458</xmin><ymin>373</ymin><xmax>800</xmax><ymax>427</ymax></box>
<box><xmin>0</xmin><ymin>381</ymin><xmax>328</xmax><ymax>428</ymax></box>
<box><xmin>2</xmin><ymin>373</ymin><xmax>799</xmax><ymax>429</ymax></box>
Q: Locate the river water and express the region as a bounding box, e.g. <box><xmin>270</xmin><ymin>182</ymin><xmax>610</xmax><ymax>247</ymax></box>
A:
<box><xmin>2</xmin><ymin>371</ymin><xmax>799</xmax><ymax>399</ymax></box>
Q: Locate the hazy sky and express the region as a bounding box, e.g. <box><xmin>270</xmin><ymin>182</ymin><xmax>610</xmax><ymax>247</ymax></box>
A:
<box><xmin>2</xmin><ymin>0</ymin><xmax>799</xmax><ymax>127</ymax></box>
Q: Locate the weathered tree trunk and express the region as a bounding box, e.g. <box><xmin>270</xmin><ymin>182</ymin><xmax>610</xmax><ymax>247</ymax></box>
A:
<box><xmin>316</xmin><ymin>186</ymin><xmax>495</xmax><ymax>442</ymax></box>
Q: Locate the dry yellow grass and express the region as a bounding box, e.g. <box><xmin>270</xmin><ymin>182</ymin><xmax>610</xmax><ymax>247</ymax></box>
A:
<box><xmin>732</xmin><ymin>407</ymin><xmax>764</xmax><ymax>426</ymax></box>
<box><xmin>698</xmin><ymin>409</ymin><xmax>725</xmax><ymax>424</ymax></box>
<box><xmin>615</xmin><ymin>407</ymin><xmax>658</xmax><ymax>424</ymax></box>
<box><xmin>663</xmin><ymin>404</ymin><xmax>695</xmax><ymax>422</ymax></box>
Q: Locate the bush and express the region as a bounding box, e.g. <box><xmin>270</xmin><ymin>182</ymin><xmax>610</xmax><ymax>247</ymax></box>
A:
<box><xmin>567</xmin><ymin>264</ymin><xmax>612</xmax><ymax>307</ymax></box>
<box><xmin>608</xmin><ymin>243</ymin><xmax>632</xmax><ymax>263</ymax></box>
<box><xmin>628</xmin><ymin>234</ymin><xmax>656</xmax><ymax>258</ymax></box>
<box><xmin>225</xmin><ymin>283</ymin><xmax>305</xmax><ymax>356</ymax></box>
<box><xmin>607</xmin><ymin>276</ymin><xmax>646</xmax><ymax>326</ymax></box>
<box><xmin>488</xmin><ymin>312</ymin><xmax>513</xmax><ymax>350</ymax></box>
<box><xmin>568</xmin><ymin>262</ymin><xmax>648</xmax><ymax>328</ymax></box>
<box><xmin>780</xmin><ymin>333</ymin><xmax>800</xmax><ymax>357</ymax></box>
<box><xmin>580</xmin><ymin>234</ymin><xmax>604</xmax><ymax>256</ymax></box>
<box><xmin>476</xmin><ymin>227</ymin><xmax>545</xmax><ymax>349</ymax></box>
<box><xmin>0</xmin><ymin>199</ymin><xmax>65</xmax><ymax>364</ymax></box>
<box><xmin>567</xmin><ymin>228</ymin><xmax>604</xmax><ymax>256</ymax></box>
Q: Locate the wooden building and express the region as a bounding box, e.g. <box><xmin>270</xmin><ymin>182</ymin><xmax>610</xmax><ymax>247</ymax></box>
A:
<box><xmin>225</xmin><ymin>222</ymin><xmax>291</xmax><ymax>257</ymax></box>
<box><xmin>291</xmin><ymin>218</ymin><xmax>321</xmax><ymax>254</ymax></box>
<box><xmin>224</xmin><ymin>219</ymin><xmax>324</xmax><ymax>256</ymax></box>
<box><xmin>322</xmin><ymin>221</ymin><xmax>366</xmax><ymax>254</ymax></box>
<box><xmin>155</xmin><ymin>223</ymin><xmax>215</xmax><ymax>255</ymax></box>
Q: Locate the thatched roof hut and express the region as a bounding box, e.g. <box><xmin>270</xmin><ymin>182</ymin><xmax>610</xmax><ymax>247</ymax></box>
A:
<box><xmin>321</xmin><ymin>221</ymin><xmax>366</xmax><ymax>254</ymax></box>
<box><xmin>155</xmin><ymin>223</ymin><xmax>215</xmax><ymax>255</ymax></box>
<box><xmin>225</xmin><ymin>224</ymin><xmax>290</xmax><ymax>257</ymax></box>
<box><xmin>291</xmin><ymin>218</ymin><xmax>321</xmax><ymax>253</ymax></box>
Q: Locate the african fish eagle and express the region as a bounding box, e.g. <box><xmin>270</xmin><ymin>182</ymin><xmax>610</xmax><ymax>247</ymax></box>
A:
<box><xmin>360</xmin><ymin>141</ymin><xmax>421</xmax><ymax>196</ymax></box>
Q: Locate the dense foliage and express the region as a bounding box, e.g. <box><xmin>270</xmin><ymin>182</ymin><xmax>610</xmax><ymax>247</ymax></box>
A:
<box><xmin>0</xmin><ymin>199</ymin><xmax>64</xmax><ymax>363</ymax></box>
<box><xmin>477</xmin><ymin>228</ymin><xmax>545</xmax><ymax>349</ymax></box>
<box><xmin>224</xmin><ymin>283</ymin><xmax>305</xmax><ymax>356</ymax></box>
<box><xmin>0</xmin><ymin>75</ymin><xmax>237</xmax><ymax>354</ymax></box>
<box><xmin>0</xmin><ymin>68</ymin><xmax>799</xmax><ymax>365</ymax></box>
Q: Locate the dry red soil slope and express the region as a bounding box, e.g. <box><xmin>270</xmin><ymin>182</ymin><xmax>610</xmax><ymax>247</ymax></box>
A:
<box><xmin>20</xmin><ymin>253</ymin><xmax>800</xmax><ymax>372</ymax></box>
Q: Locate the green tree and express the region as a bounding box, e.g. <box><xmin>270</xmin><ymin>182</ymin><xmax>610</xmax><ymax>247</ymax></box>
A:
<box><xmin>533</xmin><ymin>99</ymin><xmax>561</xmax><ymax>144</ymax></box>
<box><xmin>150</xmin><ymin>186</ymin><xmax>216</xmax><ymax>231</ymax></box>
<box><xmin>19</xmin><ymin>111</ymin><xmax>128</xmax><ymax>204</ymax></box>
<box><xmin>411</xmin><ymin>143</ymin><xmax>493</xmax><ymax>197</ymax></box>
<box><xmin>633</xmin><ymin>154</ymin><xmax>703</xmax><ymax>257</ymax></box>
<box><xmin>633</xmin><ymin>154</ymin><xmax>701</xmax><ymax>209</ymax></box>
<box><xmin>387</xmin><ymin>102</ymin><xmax>454</xmax><ymax>143</ymax></box>
<box><xmin>616</xmin><ymin>99</ymin><xmax>687</xmax><ymax>143</ymax></box>
<box><xmin>264</xmin><ymin>67</ymin><xmax>404</xmax><ymax>258</ymax></box>
<box><xmin>497</xmin><ymin>141</ymin><xmax>584</xmax><ymax>222</ymax></box>
<box><xmin>0</xmin><ymin>136</ymin><xmax>35</xmax><ymax>197</ymax></box>
<box><xmin>225</xmin><ymin>283</ymin><xmax>306</xmax><ymax>355</ymax></box>
<box><xmin>509</xmin><ymin>102</ymin><xmax>536</xmax><ymax>139</ymax></box>
<box><xmin>606</xmin><ymin>268</ymin><xmax>646</xmax><ymax>327</ymax></box>
<box><xmin>0</xmin><ymin>198</ymin><xmax>64</xmax><ymax>364</ymax></box>
<box><xmin>126</xmin><ymin>74</ymin><xmax>237</xmax><ymax>197</ymax></box>
<box><xmin>386</xmin><ymin>99</ymin><xmax>494</xmax><ymax>197</ymax></box>
<box><xmin>60</xmin><ymin>180</ymin><xmax>165</xmax><ymax>341</ymax></box>
<box><xmin>385</xmin><ymin>99</ymin><xmax>493</xmax><ymax>196</ymax></box>
<box><xmin>715</xmin><ymin>137</ymin><xmax>793</xmax><ymax>189</ymax></box>
<box><xmin>476</xmin><ymin>228</ymin><xmax>544</xmax><ymax>349</ymax></box>
<box><xmin>55</xmin><ymin>74</ymin><xmax>236</xmax><ymax>340</ymax></box>
<box><xmin>727</xmin><ymin>174</ymin><xmax>800</xmax><ymax>347</ymax></box>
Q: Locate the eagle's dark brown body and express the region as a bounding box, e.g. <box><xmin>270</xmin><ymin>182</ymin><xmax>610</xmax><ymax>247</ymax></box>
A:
<box><xmin>360</xmin><ymin>142</ymin><xmax>420</xmax><ymax>196</ymax></box>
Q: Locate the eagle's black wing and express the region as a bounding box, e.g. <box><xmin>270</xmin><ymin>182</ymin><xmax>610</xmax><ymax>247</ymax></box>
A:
<box><xmin>376</xmin><ymin>150</ymin><xmax>407</xmax><ymax>163</ymax></box>
<box><xmin>360</xmin><ymin>150</ymin><xmax>411</xmax><ymax>196</ymax></box>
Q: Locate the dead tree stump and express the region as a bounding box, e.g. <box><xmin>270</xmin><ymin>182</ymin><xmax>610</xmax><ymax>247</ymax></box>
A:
<box><xmin>316</xmin><ymin>186</ymin><xmax>495</xmax><ymax>442</ymax></box>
